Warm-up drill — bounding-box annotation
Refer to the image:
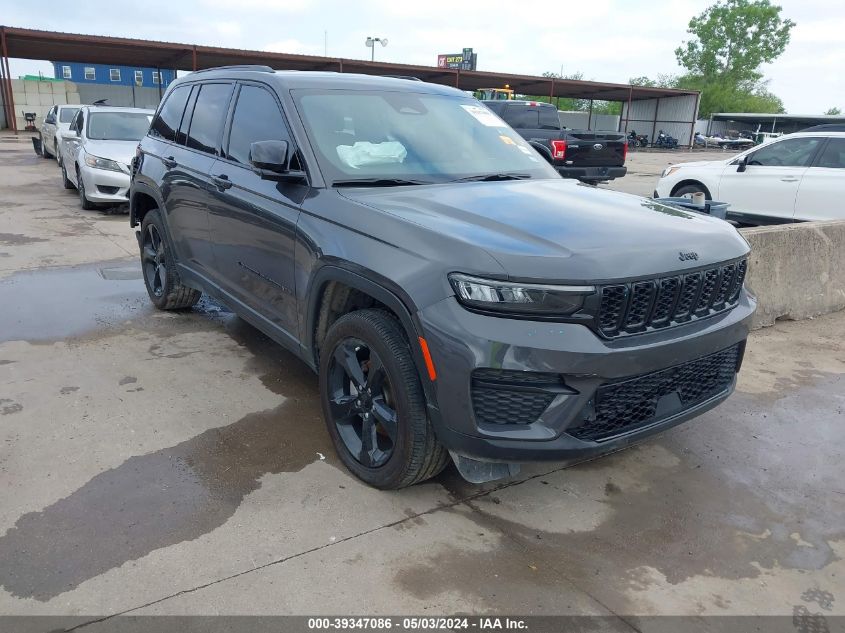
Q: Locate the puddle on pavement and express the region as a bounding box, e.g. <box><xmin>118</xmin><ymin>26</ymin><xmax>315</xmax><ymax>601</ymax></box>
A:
<box><xmin>0</xmin><ymin>259</ymin><xmax>152</xmax><ymax>342</ymax></box>
<box><xmin>0</xmin><ymin>313</ymin><xmax>332</xmax><ymax>601</ymax></box>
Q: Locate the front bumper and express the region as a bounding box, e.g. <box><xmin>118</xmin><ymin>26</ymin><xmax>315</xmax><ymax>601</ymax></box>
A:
<box><xmin>556</xmin><ymin>165</ymin><xmax>627</xmax><ymax>181</ymax></box>
<box><xmin>419</xmin><ymin>289</ymin><xmax>756</xmax><ymax>462</ymax></box>
<box><xmin>79</xmin><ymin>164</ymin><xmax>131</xmax><ymax>204</ymax></box>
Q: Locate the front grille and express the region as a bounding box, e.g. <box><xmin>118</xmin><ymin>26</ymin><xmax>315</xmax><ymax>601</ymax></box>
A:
<box><xmin>569</xmin><ymin>344</ymin><xmax>742</xmax><ymax>442</ymax></box>
<box><xmin>471</xmin><ymin>369</ymin><xmax>562</xmax><ymax>426</ymax></box>
<box><xmin>596</xmin><ymin>259</ymin><xmax>747</xmax><ymax>337</ymax></box>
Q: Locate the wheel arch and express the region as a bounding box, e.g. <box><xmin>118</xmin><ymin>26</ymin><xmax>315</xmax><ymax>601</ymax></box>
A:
<box><xmin>670</xmin><ymin>179</ymin><xmax>713</xmax><ymax>199</ymax></box>
<box><xmin>130</xmin><ymin>183</ymin><xmax>165</xmax><ymax>228</ymax></box>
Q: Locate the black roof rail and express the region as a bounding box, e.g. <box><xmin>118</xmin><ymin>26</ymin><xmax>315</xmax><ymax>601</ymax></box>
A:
<box><xmin>192</xmin><ymin>65</ymin><xmax>275</xmax><ymax>74</ymax></box>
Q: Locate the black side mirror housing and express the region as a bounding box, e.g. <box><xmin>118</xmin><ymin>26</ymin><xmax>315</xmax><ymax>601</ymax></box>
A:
<box><xmin>736</xmin><ymin>156</ymin><xmax>748</xmax><ymax>173</ymax></box>
<box><xmin>249</xmin><ymin>140</ymin><xmax>307</xmax><ymax>182</ymax></box>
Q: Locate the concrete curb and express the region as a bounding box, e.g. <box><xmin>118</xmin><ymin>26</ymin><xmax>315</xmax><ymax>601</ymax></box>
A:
<box><xmin>740</xmin><ymin>220</ymin><xmax>845</xmax><ymax>329</ymax></box>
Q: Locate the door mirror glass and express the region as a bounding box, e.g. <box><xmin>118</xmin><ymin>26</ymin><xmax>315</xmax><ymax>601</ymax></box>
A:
<box><xmin>250</xmin><ymin>140</ymin><xmax>289</xmax><ymax>172</ymax></box>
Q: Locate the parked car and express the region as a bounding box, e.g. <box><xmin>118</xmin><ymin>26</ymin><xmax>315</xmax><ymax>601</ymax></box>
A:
<box><xmin>131</xmin><ymin>67</ymin><xmax>755</xmax><ymax>489</ymax></box>
<box><xmin>60</xmin><ymin>105</ymin><xmax>154</xmax><ymax>209</ymax></box>
<box><xmin>654</xmin><ymin>131</ymin><xmax>845</xmax><ymax>224</ymax></box>
<box><xmin>39</xmin><ymin>104</ymin><xmax>80</xmax><ymax>162</ymax></box>
<box><xmin>482</xmin><ymin>100</ymin><xmax>628</xmax><ymax>184</ymax></box>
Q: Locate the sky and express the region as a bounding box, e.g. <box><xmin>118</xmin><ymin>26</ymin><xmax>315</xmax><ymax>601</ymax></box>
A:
<box><xmin>4</xmin><ymin>0</ymin><xmax>844</xmax><ymax>114</ymax></box>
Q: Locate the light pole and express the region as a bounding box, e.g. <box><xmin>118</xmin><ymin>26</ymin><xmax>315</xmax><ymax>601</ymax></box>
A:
<box><xmin>365</xmin><ymin>36</ymin><xmax>388</xmax><ymax>62</ymax></box>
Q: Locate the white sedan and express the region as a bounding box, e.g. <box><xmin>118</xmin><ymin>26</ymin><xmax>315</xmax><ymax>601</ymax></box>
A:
<box><xmin>60</xmin><ymin>105</ymin><xmax>154</xmax><ymax>210</ymax></box>
<box><xmin>654</xmin><ymin>131</ymin><xmax>845</xmax><ymax>224</ymax></box>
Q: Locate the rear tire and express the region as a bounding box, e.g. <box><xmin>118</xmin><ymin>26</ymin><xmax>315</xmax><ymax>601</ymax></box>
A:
<box><xmin>139</xmin><ymin>209</ymin><xmax>201</xmax><ymax>310</ymax></box>
<box><xmin>319</xmin><ymin>309</ymin><xmax>449</xmax><ymax>489</ymax></box>
<box><xmin>672</xmin><ymin>183</ymin><xmax>710</xmax><ymax>199</ymax></box>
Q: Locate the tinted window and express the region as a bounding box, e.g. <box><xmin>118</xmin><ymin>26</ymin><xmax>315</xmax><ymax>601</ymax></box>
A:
<box><xmin>748</xmin><ymin>137</ymin><xmax>822</xmax><ymax>168</ymax></box>
<box><xmin>226</xmin><ymin>85</ymin><xmax>290</xmax><ymax>165</ymax></box>
<box><xmin>538</xmin><ymin>106</ymin><xmax>561</xmax><ymax>130</ymax></box>
<box><xmin>186</xmin><ymin>83</ymin><xmax>233</xmax><ymax>155</ymax></box>
<box><xmin>87</xmin><ymin>112</ymin><xmax>153</xmax><ymax>141</ymax></box>
<box><xmin>149</xmin><ymin>85</ymin><xmax>191</xmax><ymax>142</ymax></box>
<box><xmin>504</xmin><ymin>106</ymin><xmax>540</xmax><ymax>129</ymax></box>
<box><xmin>816</xmin><ymin>138</ymin><xmax>845</xmax><ymax>168</ymax></box>
<box><xmin>59</xmin><ymin>107</ymin><xmax>79</xmax><ymax>123</ymax></box>
<box><xmin>70</xmin><ymin>111</ymin><xmax>83</xmax><ymax>133</ymax></box>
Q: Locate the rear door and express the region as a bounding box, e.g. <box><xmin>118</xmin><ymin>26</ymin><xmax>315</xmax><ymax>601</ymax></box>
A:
<box><xmin>717</xmin><ymin>136</ymin><xmax>824</xmax><ymax>221</ymax></box>
<box><xmin>207</xmin><ymin>82</ymin><xmax>306</xmax><ymax>338</ymax></box>
<box><xmin>153</xmin><ymin>82</ymin><xmax>234</xmax><ymax>278</ymax></box>
<box><xmin>794</xmin><ymin>137</ymin><xmax>845</xmax><ymax>221</ymax></box>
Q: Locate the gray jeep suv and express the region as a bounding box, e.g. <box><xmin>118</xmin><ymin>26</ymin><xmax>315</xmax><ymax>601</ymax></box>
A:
<box><xmin>130</xmin><ymin>66</ymin><xmax>755</xmax><ymax>489</ymax></box>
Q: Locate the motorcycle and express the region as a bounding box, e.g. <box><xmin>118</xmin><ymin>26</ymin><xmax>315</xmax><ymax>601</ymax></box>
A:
<box><xmin>627</xmin><ymin>131</ymin><xmax>649</xmax><ymax>148</ymax></box>
<box><xmin>654</xmin><ymin>129</ymin><xmax>679</xmax><ymax>149</ymax></box>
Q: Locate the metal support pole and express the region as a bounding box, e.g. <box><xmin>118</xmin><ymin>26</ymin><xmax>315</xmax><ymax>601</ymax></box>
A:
<box><xmin>587</xmin><ymin>99</ymin><xmax>593</xmax><ymax>130</ymax></box>
<box><xmin>549</xmin><ymin>77</ymin><xmax>555</xmax><ymax>102</ymax></box>
<box><xmin>651</xmin><ymin>97</ymin><xmax>660</xmax><ymax>146</ymax></box>
<box><xmin>0</xmin><ymin>27</ymin><xmax>17</xmax><ymax>133</ymax></box>
<box><xmin>455</xmin><ymin>69</ymin><xmax>460</xmax><ymax>89</ymax></box>
<box><xmin>157</xmin><ymin>68</ymin><xmax>162</xmax><ymax>100</ymax></box>
<box><xmin>192</xmin><ymin>46</ymin><xmax>197</xmax><ymax>71</ymax></box>
<box><xmin>689</xmin><ymin>92</ymin><xmax>701</xmax><ymax>149</ymax></box>
<box><xmin>623</xmin><ymin>84</ymin><xmax>632</xmax><ymax>134</ymax></box>
<box><xmin>338</xmin><ymin>59</ymin><xmax>343</xmax><ymax>73</ymax></box>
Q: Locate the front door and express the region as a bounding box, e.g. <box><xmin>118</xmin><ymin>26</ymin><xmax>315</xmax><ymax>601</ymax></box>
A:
<box><xmin>717</xmin><ymin>136</ymin><xmax>824</xmax><ymax>221</ymax></box>
<box><xmin>207</xmin><ymin>82</ymin><xmax>306</xmax><ymax>339</ymax></box>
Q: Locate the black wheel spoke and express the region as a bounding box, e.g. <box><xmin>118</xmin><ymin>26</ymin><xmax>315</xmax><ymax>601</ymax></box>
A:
<box><xmin>142</xmin><ymin>245</ymin><xmax>157</xmax><ymax>262</ymax></box>
<box><xmin>371</xmin><ymin>397</ymin><xmax>398</xmax><ymax>442</ymax></box>
<box><xmin>365</xmin><ymin>352</ymin><xmax>384</xmax><ymax>390</ymax></box>
<box><xmin>334</xmin><ymin>343</ymin><xmax>366</xmax><ymax>389</ymax></box>
<box><xmin>329</xmin><ymin>393</ymin><xmax>357</xmax><ymax>422</ymax></box>
<box><xmin>359</xmin><ymin>415</ymin><xmax>377</xmax><ymax>467</ymax></box>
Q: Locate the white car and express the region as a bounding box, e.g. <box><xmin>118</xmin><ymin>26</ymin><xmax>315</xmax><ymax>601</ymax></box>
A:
<box><xmin>655</xmin><ymin>131</ymin><xmax>845</xmax><ymax>224</ymax></box>
<box><xmin>60</xmin><ymin>105</ymin><xmax>154</xmax><ymax>209</ymax></box>
<box><xmin>39</xmin><ymin>104</ymin><xmax>80</xmax><ymax>163</ymax></box>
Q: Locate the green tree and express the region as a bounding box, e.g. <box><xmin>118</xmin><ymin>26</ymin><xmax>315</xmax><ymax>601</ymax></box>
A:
<box><xmin>825</xmin><ymin>107</ymin><xmax>842</xmax><ymax>115</ymax></box>
<box><xmin>676</xmin><ymin>0</ymin><xmax>795</xmax><ymax>83</ymax></box>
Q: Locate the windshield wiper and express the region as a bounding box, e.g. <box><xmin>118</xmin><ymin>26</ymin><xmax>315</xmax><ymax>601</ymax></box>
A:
<box><xmin>451</xmin><ymin>172</ymin><xmax>532</xmax><ymax>183</ymax></box>
<box><xmin>332</xmin><ymin>178</ymin><xmax>433</xmax><ymax>187</ymax></box>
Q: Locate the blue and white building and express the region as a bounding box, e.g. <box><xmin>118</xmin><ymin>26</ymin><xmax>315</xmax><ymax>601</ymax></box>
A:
<box><xmin>52</xmin><ymin>62</ymin><xmax>175</xmax><ymax>89</ymax></box>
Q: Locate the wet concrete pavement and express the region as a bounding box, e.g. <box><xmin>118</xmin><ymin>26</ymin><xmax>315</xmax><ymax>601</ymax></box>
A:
<box><xmin>0</xmin><ymin>134</ymin><xmax>843</xmax><ymax>623</ymax></box>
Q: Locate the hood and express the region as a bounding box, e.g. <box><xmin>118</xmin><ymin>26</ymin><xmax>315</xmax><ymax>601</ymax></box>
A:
<box><xmin>341</xmin><ymin>179</ymin><xmax>749</xmax><ymax>282</ymax></box>
<box><xmin>83</xmin><ymin>140</ymin><xmax>139</xmax><ymax>171</ymax></box>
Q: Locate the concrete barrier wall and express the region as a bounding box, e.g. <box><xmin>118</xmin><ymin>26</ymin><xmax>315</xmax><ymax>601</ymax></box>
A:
<box><xmin>740</xmin><ymin>220</ymin><xmax>845</xmax><ymax>329</ymax></box>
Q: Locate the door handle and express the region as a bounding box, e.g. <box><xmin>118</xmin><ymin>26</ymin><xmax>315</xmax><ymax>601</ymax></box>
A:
<box><xmin>780</xmin><ymin>177</ymin><xmax>799</xmax><ymax>182</ymax></box>
<box><xmin>212</xmin><ymin>174</ymin><xmax>233</xmax><ymax>190</ymax></box>
<box><xmin>162</xmin><ymin>155</ymin><xmax>178</xmax><ymax>169</ymax></box>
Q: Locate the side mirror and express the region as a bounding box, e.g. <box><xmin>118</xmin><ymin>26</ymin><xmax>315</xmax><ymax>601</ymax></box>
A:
<box><xmin>736</xmin><ymin>156</ymin><xmax>748</xmax><ymax>173</ymax></box>
<box><xmin>250</xmin><ymin>140</ymin><xmax>289</xmax><ymax>172</ymax></box>
<box><xmin>249</xmin><ymin>140</ymin><xmax>307</xmax><ymax>182</ymax></box>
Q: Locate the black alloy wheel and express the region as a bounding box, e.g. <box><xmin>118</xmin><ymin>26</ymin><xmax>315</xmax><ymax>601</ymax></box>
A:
<box><xmin>326</xmin><ymin>338</ymin><xmax>398</xmax><ymax>468</ymax></box>
<box><xmin>142</xmin><ymin>223</ymin><xmax>167</xmax><ymax>298</ymax></box>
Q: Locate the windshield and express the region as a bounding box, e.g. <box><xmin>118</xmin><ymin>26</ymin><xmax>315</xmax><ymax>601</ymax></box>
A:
<box><xmin>292</xmin><ymin>89</ymin><xmax>559</xmax><ymax>184</ymax></box>
<box><xmin>87</xmin><ymin>112</ymin><xmax>153</xmax><ymax>141</ymax></box>
<box><xmin>59</xmin><ymin>107</ymin><xmax>80</xmax><ymax>123</ymax></box>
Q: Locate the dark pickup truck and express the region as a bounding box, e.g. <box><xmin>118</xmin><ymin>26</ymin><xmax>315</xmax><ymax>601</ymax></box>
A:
<box><xmin>484</xmin><ymin>100</ymin><xmax>628</xmax><ymax>184</ymax></box>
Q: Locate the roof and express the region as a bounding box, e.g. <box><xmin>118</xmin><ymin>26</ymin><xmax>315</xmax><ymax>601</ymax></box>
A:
<box><xmin>173</xmin><ymin>67</ymin><xmax>464</xmax><ymax>95</ymax></box>
<box><xmin>0</xmin><ymin>25</ymin><xmax>699</xmax><ymax>103</ymax></box>
<box><xmin>712</xmin><ymin>113</ymin><xmax>845</xmax><ymax>124</ymax></box>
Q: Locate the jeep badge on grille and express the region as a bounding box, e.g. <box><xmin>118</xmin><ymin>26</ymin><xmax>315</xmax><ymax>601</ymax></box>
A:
<box><xmin>679</xmin><ymin>251</ymin><xmax>699</xmax><ymax>261</ymax></box>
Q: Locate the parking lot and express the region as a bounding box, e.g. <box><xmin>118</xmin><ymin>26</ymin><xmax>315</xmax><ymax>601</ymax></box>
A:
<box><xmin>1</xmin><ymin>133</ymin><xmax>844</xmax><ymax>623</ymax></box>
<box><xmin>602</xmin><ymin>148</ymin><xmax>729</xmax><ymax>197</ymax></box>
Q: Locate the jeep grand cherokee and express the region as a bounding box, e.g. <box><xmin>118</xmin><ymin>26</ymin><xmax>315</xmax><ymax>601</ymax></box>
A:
<box><xmin>130</xmin><ymin>66</ymin><xmax>756</xmax><ymax>489</ymax></box>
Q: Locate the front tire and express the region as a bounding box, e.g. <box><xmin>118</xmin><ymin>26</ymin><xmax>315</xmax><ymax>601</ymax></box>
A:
<box><xmin>672</xmin><ymin>183</ymin><xmax>710</xmax><ymax>199</ymax></box>
<box><xmin>139</xmin><ymin>209</ymin><xmax>201</xmax><ymax>310</ymax></box>
<box><xmin>319</xmin><ymin>309</ymin><xmax>448</xmax><ymax>489</ymax></box>
<box><xmin>77</xmin><ymin>168</ymin><xmax>96</xmax><ymax>210</ymax></box>
<box><xmin>40</xmin><ymin>135</ymin><xmax>51</xmax><ymax>159</ymax></box>
<box><xmin>61</xmin><ymin>163</ymin><xmax>73</xmax><ymax>189</ymax></box>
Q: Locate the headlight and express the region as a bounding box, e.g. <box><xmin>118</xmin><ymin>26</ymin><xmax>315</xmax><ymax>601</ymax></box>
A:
<box><xmin>84</xmin><ymin>154</ymin><xmax>123</xmax><ymax>172</ymax></box>
<box><xmin>661</xmin><ymin>166</ymin><xmax>681</xmax><ymax>178</ymax></box>
<box><xmin>449</xmin><ymin>273</ymin><xmax>594</xmax><ymax>316</ymax></box>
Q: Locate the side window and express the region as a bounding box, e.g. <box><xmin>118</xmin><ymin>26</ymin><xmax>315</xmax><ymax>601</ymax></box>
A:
<box><xmin>185</xmin><ymin>83</ymin><xmax>234</xmax><ymax>155</ymax></box>
<box><xmin>149</xmin><ymin>84</ymin><xmax>191</xmax><ymax>143</ymax></box>
<box><xmin>505</xmin><ymin>106</ymin><xmax>540</xmax><ymax>129</ymax></box>
<box><xmin>70</xmin><ymin>111</ymin><xmax>84</xmax><ymax>134</ymax></box>
<box><xmin>225</xmin><ymin>85</ymin><xmax>291</xmax><ymax>165</ymax></box>
<box><xmin>747</xmin><ymin>137</ymin><xmax>822</xmax><ymax>168</ymax></box>
<box><xmin>538</xmin><ymin>106</ymin><xmax>561</xmax><ymax>130</ymax></box>
<box><xmin>815</xmin><ymin>139</ymin><xmax>845</xmax><ymax>169</ymax></box>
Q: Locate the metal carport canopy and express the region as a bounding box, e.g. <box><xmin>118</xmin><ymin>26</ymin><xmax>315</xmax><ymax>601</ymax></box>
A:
<box><xmin>1</xmin><ymin>25</ymin><xmax>698</xmax><ymax>104</ymax></box>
